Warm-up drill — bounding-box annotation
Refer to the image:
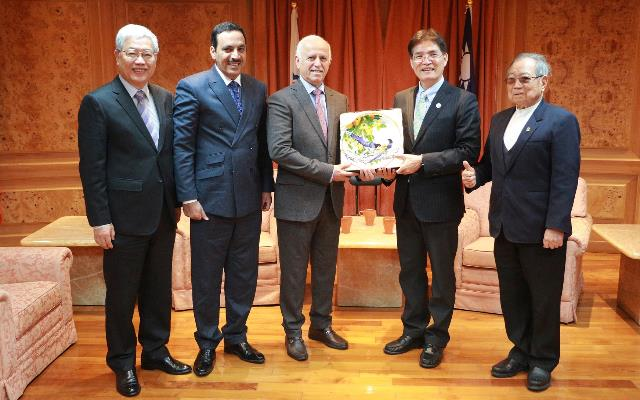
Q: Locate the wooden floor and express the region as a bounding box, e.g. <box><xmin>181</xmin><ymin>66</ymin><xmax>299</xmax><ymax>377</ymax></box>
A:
<box><xmin>22</xmin><ymin>253</ymin><xmax>640</xmax><ymax>399</ymax></box>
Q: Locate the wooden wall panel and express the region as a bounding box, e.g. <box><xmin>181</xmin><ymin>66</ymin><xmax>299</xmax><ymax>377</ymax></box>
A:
<box><xmin>0</xmin><ymin>0</ymin><xmax>92</xmax><ymax>153</ymax></box>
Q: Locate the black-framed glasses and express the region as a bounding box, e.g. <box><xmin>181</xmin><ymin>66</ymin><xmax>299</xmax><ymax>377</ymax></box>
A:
<box><xmin>119</xmin><ymin>49</ymin><xmax>156</xmax><ymax>61</ymax></box>
<box><xmin>505</xmin><ymin>75</ymin><xmax>543</xmax><ymax>85</ymax></box>
<box><xmin>412</xmin><ymin>52</ymin><xmax>443</xmax><ymax>63</ymax></box>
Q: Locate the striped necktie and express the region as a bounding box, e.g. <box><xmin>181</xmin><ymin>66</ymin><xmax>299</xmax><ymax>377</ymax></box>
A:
<box><xmin>134</xmin><ymin>90</ymin><xmax>158</xmax><ymax>148</ymax></box>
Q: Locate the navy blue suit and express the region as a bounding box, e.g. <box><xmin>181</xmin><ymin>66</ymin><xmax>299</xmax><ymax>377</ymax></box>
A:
<box><xmin>173</xmin><ymin>67</ymin><xmax>273</xmax><ymax>349</ymax></box>
<box><xmin>471</xmin><ymin>99</ymin><xmax>580</xmax><ymax>371</ymax></box>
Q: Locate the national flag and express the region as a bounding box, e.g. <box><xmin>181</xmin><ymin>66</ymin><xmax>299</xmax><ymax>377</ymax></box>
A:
<box><xmin>458</xmin><ymin>2</ymin><xmax>477</xmax><ymax>94</ymax></box>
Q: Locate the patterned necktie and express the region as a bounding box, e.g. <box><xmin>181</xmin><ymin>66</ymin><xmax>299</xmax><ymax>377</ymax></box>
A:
<box><xmin>313</xmin><ymin>88</ymin><xmax>328</xmax><ymax>141</ymax></box>
<box><xmin>228</xmin><ymin>81</ymin><xmax>243</xmax><ymax>115</ymax></box>
<box><xmin>133</xmin><ymin>90</ymin><xmax>158</xmax><ymax>148</ymax></box>
<box><xmin>413</xmin><ymin>91</ymin><xmax>428</xmax><ymax>139</ymax></box>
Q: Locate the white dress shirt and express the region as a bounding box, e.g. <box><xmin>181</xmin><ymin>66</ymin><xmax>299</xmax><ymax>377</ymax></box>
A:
<box><xmin>503</xmin><ymin>98</ymin><xmax>542</xmax><ymax>151</ymax></box>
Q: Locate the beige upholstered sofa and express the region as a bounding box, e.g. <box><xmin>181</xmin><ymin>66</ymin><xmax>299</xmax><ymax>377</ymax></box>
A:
<box><xmin>0</xmin><ymin>247</ymin><xmax>78</xmax><ymax>400</ymax></box>
<box><xmin>171</xmin><ymin>205</ymin><xmax>280</xmax><ymax>311</ymax></box>
<box><xmin>454</xmin><ymin>178</ymin><xmax>592</xmax><ymax>323</ymax></box>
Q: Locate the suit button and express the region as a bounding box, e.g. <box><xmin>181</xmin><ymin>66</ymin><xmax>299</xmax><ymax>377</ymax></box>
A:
<box><xmin>157</xmin><ymin>179</ymin><xmax>164</xmax><ymax>183</ymax></box>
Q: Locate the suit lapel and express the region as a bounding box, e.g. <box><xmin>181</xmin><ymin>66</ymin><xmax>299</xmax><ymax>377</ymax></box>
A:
<box><xmin>208</xmin><ymin>67</ymin><xmax>241</xmax><ymax>127</ymax></box>
<box><xmin>492</xmin><ymin>108</ymin><xmax>514</xmax><ymax>171</ymax></box>
<box><xmin>292</xmin><ymin>80</ymin><xmax>327</xmax><ymax>147</ymax></box>
<box><xmin>232</xmin><ymin>75</ymin><xmax>256</xmax><ymax>145</ymax></box>
<box><xmin>404</xmin><ymin>87</ymin><xmax>417</xmax><ymax>150</ymax></box>
<box><xmin>414</xmin><ymin>82</ymin><xmax>451</xmax><ymax>147</ymax></box>
<box><xmin>505</xmin><ymin>100</ymin><xmax>546</xmax><ymax>172</ymax></box>
<box><xmin>112</xmin><ymin>78</ymin><xmax>157</xmax><ymax>151</ymax></box>
<box><xmin>325</xmin><ymin>87</ymin><xmax>338</xmax><ymax>156</ymax></box>
<box><xmin>148</xmin><ymin>84</ymin><xmax>166</xmax><ymax>152</ymax></box>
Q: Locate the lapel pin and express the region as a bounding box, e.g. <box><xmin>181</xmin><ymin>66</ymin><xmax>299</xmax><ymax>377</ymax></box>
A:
<box><xmin>436</xmin><ymin>103</ymin><xmax>441</xmax><ymax>109</ymax></box>
<box><xmin>526</xmin><ymin>126</ymin><xmax>531</xmax><ymax>132</ymax></box>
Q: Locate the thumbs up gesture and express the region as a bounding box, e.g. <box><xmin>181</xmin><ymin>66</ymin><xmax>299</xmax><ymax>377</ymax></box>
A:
<box><xmin>461</xmin><ymin>160</ymin><xmax>476</xmax><ymax>189</ymax></box>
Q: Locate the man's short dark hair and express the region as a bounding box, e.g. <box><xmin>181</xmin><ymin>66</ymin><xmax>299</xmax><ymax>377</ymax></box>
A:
<box><xmin>210</xmin><ymin>21</ymin><xmax>246</xmax><ymax>49</ymax></box>
<box><xmin>407</xmin><ymin>28</ymin><xmax>448</xmax><ymax>56</ymax></box>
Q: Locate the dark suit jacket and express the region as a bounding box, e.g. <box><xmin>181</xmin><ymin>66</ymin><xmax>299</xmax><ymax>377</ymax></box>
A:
<box><xmin>393</xmin><ymin>81</ymin><xmax>481</xmax><ymax>223</ymax></box>
<box><xmin>78</xmin><ymin>76</ymin><xmax>178</xmax><ymax>235</ymax></box>
<box><xmin>267</xmin><ymin>79</ymin><xmax>348</xmax><ymax>222</ymax></box>
<box><xmin>173</xmin><ymin>67</ymin><xmax>274</xmax><ymax>218</ymax></box>
<box><xmin>472</xmin><ymin>100</ymin><xmax>581</xmax><ymax>243</ymax></box>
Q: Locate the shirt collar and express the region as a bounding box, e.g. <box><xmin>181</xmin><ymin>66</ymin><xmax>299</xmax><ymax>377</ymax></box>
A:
<box><xmin>215</xmin><ymin>65</ymin><xmax>242</xmax><ymax>86</ymax></box>
<box><xmin>418</xmin><ymin>76</ymin><xmax>445</xmax><ymax>99</ymax></box>
<box><xmin>119</xmin><ymin>75</ymin><xmax>150</xmax><ymax>99</ymax></box>
<box><xmin>514</xmin><ymin>97</ymin><xmax>543</xmax><ymax>112</ymax></box>
<box><xmin>299</xmin><ymin>76</ymin><xmax>325</xmax><ymax>95</ymax></box>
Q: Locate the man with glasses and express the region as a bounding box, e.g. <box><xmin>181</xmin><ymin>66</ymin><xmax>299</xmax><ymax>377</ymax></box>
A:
<box><xmin>461</xmin><ymin>53</ymin><xmax>580</xmax><ymax>392</ymax></box>
<box><xmin>379</xmin><ymin>29</ymin><xmax>480</xmax><ymax>369</ymax></box>
<box><xmin>78</xmin><ymin>24</ymin><xmax>191</xmax><ymax>397</ymax></box>
<box><xmin>173</xmin><ymin>21</ymin><xmax>274</xmax><ymax>376</ymax></box>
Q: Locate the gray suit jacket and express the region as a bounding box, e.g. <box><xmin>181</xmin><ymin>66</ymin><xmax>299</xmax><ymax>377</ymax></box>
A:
<box><xmin>173</xmin><ymin>67</ymin><xmax>273</xmax><ymax>218</ymax></box>
<box><xmin>267</xmin><ymin>79</ymin><xmax>348</xmax><ymax>222</ymax></box>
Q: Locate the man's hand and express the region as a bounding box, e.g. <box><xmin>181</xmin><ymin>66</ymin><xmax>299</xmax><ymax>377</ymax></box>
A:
<box><xmin>461</xmin><ymin>160</ymin><xmax>476</xmax><ymax>189</ymax></box>
<box><xmin>543</xmin><ymin>228</ymin><xmax>564</xmax><ymax>249</ymax></box>
<box><xmin>358</xmin><ymin>168</ymin><xmax>376</xmax><ymax>181</ymax></box>
<box><xmin>395</xmin><ymin>154</ymin><xmax>422</xmax><ymax>175</ymax></box>
<box><xmin>376</xmin><ymin>167</ymin><xmax>397</xmax><ymax>180</ymax></box>
<box><xmin>183</xmin><ymin>201</ymin><xmax>209</xmax><ymax>221</ymax></box>
<box><xmin>94</xmin><ymin>224</ymin><xmax>115</xmax><ymax>250</ymax></box>
<box><xmin>332</xmin><ymin>162</ymin><xmax>357</xmax><ymax>182</ymax></box>
<box><xmin>261</xmin><ymin>192</ymin><xmax>272</xmax><ymax>211</ymax></box>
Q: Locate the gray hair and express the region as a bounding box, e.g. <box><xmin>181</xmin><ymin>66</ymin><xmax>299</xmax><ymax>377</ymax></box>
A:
<box><xmin>509</xmin><ymin>52</ymin><xmax>551</xmax><ymax>76</ymax></box>
<box><xmin>115</xmin><ymin>24</ymin><xmax>159</xmax><ymax>53</ymax></box>
<box><xmin>296</xmin><ymin>35</ymin><xmax>331</xmax><ymax>59</ymax></box>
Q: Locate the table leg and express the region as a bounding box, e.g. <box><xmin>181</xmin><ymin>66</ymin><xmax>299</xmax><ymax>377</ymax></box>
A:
<box><xmin>617</xmin><ymin>255</ymin><xmax>640</xmax><ymax>325</ymax></box>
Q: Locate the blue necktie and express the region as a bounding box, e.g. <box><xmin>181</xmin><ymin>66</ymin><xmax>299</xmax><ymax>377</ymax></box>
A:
<box><xmin>228</xmin><ymin>81</ymin><xmax>243</xmax><ymax>115</ymax></box>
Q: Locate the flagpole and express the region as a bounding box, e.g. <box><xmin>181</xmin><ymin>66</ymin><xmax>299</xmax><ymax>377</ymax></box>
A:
<box><xmin>289</xmin><ymin>1</ymin><xmax>300</xmax><ymax>82</ymax></box>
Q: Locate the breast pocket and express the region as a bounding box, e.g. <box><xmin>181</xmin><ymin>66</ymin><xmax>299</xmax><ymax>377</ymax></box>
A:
<box><xmin>196</xmin><ymin>152</ymin><xmax>225</xmax><ymax>179</ymax></box>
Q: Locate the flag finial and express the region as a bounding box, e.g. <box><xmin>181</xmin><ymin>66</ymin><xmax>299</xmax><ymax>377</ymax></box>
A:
<box><xmin>292</xmin><ymin>1</ymin><xmax>297</xmax><ymax>9</ymax></box>
<box><xmin>466</xmin><ymin>0</ymin><xmax>473</xmax><ymax>8</ymax></box>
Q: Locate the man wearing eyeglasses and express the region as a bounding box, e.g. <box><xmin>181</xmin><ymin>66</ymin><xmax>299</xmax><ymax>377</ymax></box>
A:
<box><xmin>376</xmin><ymin>29</ymin><xmax>480</xmax><ymax>369</ymax></box>
<box><xmin>78</xmin><ymin>24</ymin><xmax>191</xmax><ymax>397</ymax></box>
<box><xmin>461</xmin><ymin>53</ymin><xmax>580</xmax><ymax>391</ymax></box>
<box><xmin>173</xmin><ymin>21</ymin><xmax>274</xmax><ymax>376</ymax></box>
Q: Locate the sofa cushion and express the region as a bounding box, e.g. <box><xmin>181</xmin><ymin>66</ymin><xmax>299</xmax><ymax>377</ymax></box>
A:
<box><xmin>0</xmin><ymin>281</ymin><xmax>62</xmax><ymax>338</ymax></box>
<box><xmin>462</xmin><ymin>237</ymin><xmax>496</xmax><ymax>269</ymax></box>
<box><xmin>258</xmin><ymin>232</ymin><xmax>277</xmax><ymax>264</ymax></box>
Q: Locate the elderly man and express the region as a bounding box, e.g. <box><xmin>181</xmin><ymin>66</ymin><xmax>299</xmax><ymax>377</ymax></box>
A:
<box><xmin>462</xmin><ymin>53</ymin><xmax>580</xmax><ymax>391</ymax></box>
<box><xmin>173</xmin><ymin>21</ymin><xmax>274</xmax><ymax>376</ymax></box>
<box><xmin>267</xmin><ymin>35</ymin><xmax>355</xmax><ymax>361</ymax></box>
<box><xmin>379</xmin><ymin>29</ymin><xmax>480</xmax><ymax>369</ymax></box>
<box><xmin>78</xmin><ymin>24</ymin><xmax>191</xmax><ymax>397</ymax></box>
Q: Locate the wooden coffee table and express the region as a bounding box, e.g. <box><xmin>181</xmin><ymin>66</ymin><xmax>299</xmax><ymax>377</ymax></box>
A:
<box><xmin>337</xmin><ymin>216</ymin><xmax>402</xmax><ymax>307</ymax></box>
<box><xmin>21</xmin><ymin>216</ymin><xmax>105</xmax><ymax>305</ymax></box>
<box><xmin>592</xmin><ymin>224</ymin><xmax>640</xmax><ymax>325</ymax></box>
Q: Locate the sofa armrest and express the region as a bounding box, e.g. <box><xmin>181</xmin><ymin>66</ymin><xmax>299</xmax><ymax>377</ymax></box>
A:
<box><xmin>0</xmin><ymin>247</ymin><xmax>73</xmax><ymax>285</ymax></box>
<box><xmin>569</xmin><ymin>214</ymin><xmax>593</xmax><ymax>253</ymax></box>
<box><xmin>0</xmin><ymin>288</ymin><xmax>17</xmax><ymax>379</ymax></box>
<box><xmin>454</xmin><ymin>209</ymin><xmax>481</xmax><ymax>285</ymax></box>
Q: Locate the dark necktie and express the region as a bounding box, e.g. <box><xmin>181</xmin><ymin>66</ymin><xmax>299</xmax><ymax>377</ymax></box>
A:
<box><xmin>228</xmin><ymin>81</ymin><xmax>243</xmax><ymax>115</ymax></box>
<box><xmin>133</xmin><ymin>90</ymin><xmax>158</xmax><ymax>148</ymax></box>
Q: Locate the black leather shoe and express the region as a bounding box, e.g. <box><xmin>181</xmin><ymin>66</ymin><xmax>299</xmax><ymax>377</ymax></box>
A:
<box><xmin>383</xmin><ymin>335</ymin><xmax>424</xmax><ymax>355</ymax></box>
<box><xmin>285</xmin><ymin>336</ymin><xmax>308</xmax><ymax>361</ymax></box>
<box><xmin>308</xmin><ymin>328</ymin><xmax>348</xmax><ymax>350</ymax></box>
<box><xmin>141</xmin><ymin>354</ymin><xmax>192</xmax><ymax>375</ymax></box>
<box><xmin>224</xmin><ymin>342</ymin><xmax>265</xmax><ymax>364</ymax></box>
<box><xmin>419</xmin><ymin>344</ymin><xmax>444</xmax><ymax>368</ymax></box>
<box><xmin>491</xmin><ymin>357</ymin><xmax>528</xmax><ymax>378</ymax></box>
<box><xmin>527</xmin><ymin>366</ymin><xmax>551</xmax><ymax>391</ymax></box>
<box><xmin>193</xmin><ymin>348</ymin><xmax>216</xmax><ymax>377</ymax></box>
<box><xmin>115</xmin><ymin>369</ymin><xmax>140</xmax><ymax>397</ymax></box>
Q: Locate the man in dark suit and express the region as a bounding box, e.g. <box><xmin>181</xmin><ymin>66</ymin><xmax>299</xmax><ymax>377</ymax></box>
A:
<box><xmin>462</xmin><ymin>53</ymin><xmax>580</xmax><ymax>392</ymax></box>
<box><xmin>173</xmin><ymin>21</ymin><xmax>274</xmax><ymax>376</ymax></box>
<box><xmin>267</xmin><ymin>35</ymin><xmax>355</xmax><ymax>361</ymax></box>
<box><xmin>380</xmin><ymin>29</ymin><xmax>480</xmax><ymax>369</ymax></box>
<box><xmin>78</xmin><ymin>24</ymin><xmax>191</xmax><ymax>397</ymax></box>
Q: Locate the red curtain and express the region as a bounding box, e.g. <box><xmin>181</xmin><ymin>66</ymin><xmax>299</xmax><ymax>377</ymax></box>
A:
<box><xmin>258</xmin><ymin>0</ymin><xmax>498</xmax><ymax>215</ymax></box>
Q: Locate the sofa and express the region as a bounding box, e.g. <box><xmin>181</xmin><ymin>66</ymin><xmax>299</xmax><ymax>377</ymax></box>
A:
<box><xmin>171</xmin><ymin>205</ymin><xmax>281</xmax><ymax>311</ymax></box>
<box><xmin>0</xmin><ymin>247</ymin><xmax>78</xmax><ymax>400</ymax></box>
<box><xmin>454</xmin><ymin>177</ymin><xmax>592</xmax><ymax>323</ymax></box>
